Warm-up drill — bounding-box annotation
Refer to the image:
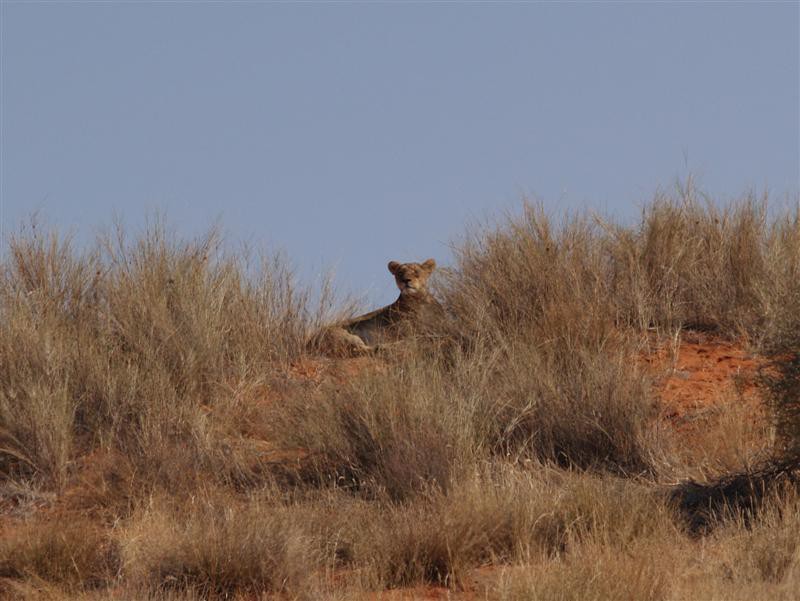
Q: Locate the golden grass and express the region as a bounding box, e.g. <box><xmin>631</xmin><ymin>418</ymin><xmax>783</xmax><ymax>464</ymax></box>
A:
<box><xmin>0</xmin><ymin>513</ymin><xmax>117</xmax><ymax>594</ymax></box>
<box><xmin>118</xmin><ymin>492</ymin><xmax>320</xmax><ymax>598</ymax></box>
<box><xmin>1</xmin><ymin>191</ymin><xmax>799</xmax><ymax>598</ymax></box>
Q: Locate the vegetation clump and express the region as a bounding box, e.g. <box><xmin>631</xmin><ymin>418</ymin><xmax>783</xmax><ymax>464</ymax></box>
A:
<box><xmin>1</xmin><ymin>190</ymin><xmax>799</xmax><ymax>599</ymax></box>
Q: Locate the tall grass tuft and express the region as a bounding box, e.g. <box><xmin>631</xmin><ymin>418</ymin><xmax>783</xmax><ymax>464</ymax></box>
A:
<box><xmin>119</xmin><ymin>492</ymin><xmax>320</xmax><ymax>598</ymax></box>
<box><xmin>0</xmin><ymin>218</ymin><xmax>315</xmax><ymax>491</ymax></box>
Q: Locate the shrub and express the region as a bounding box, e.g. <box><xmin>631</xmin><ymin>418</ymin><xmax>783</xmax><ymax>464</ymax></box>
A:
<box><xmin>0</xmin><ymin>218</ymin><xmax>314</xmax><ymax>491</ymax></box>
<box><xmin>0</xmin><ymin>514</ymin><xmax>117</xmax><ymax>592</ymax></box>
<box><xmin>331</xmin><ymin>465</ymin><xmax>677</xmax><ymax>589</ymax></box>
<box><xmin>266</xmin><ymin>359</ymin><xmax>474</xmax><ymax>500</ymax></box>
<box><xmin>492</xmin><ymin>540</ymin><xmax>673</xmax><ymax>601</ymax></box>
<box><xmin>761</xmin><ymin>265</ymin><xmax>800</xmax><ymax>468</ymax></box>
<box><xmin>119</xmin><ymin>493</ymin><xmax>319</xmax><ymax>597</ymax></box>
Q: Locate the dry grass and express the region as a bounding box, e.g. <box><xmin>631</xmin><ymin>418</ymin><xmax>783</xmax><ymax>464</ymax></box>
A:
<box><xmin>761</xmin><ymin>267</ymin><xmax>800</xmax><ymax>468</ymax></box>
<box><xmin>442</xmin><ymin>186</ymin><xmax>797</xmax><ymax>345</ymax></box>
<box><xmin>491</xmin><ymin>540</ymin><xmax>674</xmax><ymax>601</ymax></box>
<box><xmin>670</xmin><ymin>490</ymin><xmax>800</xmax><ymax>600</ymax></box>
<box><xmin>0</xmin><ymin>218</ymin><xmax>316</xmax><ymax>492</ymax></box>
<box><xmin>265</xmin><ymin>358</ymin><xmax>473</xmax><ymax>501</ymax></box>
<box><xmin>1</xmin><ymin>191</ymin><xmax>799</xmax><ymax>598</ymax></box>
<box><xmin>0</xmin><ymin>513</ymin><xmax>117</xmax><ymax>594</ymax></box>
<box><xmin>118</xmin><ymin>492</ymin><xmax>320</xmax><ymax>598</ymax></box>
<box><xmin>266</xmin><ymin>464</ymin><xmax>678</xmax><ymax>592</ymax></box>
<box><xmin>658</xmin><ymin>399</ymin><xmax>774</xmax><ymax>483</ymax></box>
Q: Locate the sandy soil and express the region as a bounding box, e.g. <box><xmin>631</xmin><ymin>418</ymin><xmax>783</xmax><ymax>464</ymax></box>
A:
<box><xmin>643</xmin><ymin>332</ymin><xmax>764</xmax><ymax>428</ymax></box>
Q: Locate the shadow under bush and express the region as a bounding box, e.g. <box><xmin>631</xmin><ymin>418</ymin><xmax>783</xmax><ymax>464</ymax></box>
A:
<box><xmin>668</xmin><ymin>461</ymin><xmax>800</xmax><ymax>534</ymax></box>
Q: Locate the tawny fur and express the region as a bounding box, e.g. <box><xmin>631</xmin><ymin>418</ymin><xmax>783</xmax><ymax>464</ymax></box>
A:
<box><xmin>310</xmin><ymin>259</ymin><xmax>441</xmax><ymax>356</ymax></box>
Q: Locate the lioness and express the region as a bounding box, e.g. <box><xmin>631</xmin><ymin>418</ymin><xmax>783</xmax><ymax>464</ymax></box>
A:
<box><xmin>311</xmin><ymin>259</ymin><xmax>441</xmax><ymax>356</ymax></box>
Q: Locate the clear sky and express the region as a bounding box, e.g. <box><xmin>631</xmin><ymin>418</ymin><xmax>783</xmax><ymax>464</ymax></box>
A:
<box><xmin>2</xmin><ymin>1</ymin><xmax>798</xmax><ymax>304</ymax></box>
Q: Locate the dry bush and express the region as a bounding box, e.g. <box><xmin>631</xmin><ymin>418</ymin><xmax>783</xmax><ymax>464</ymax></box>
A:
<box><xmin>760</xmin><ymin>205</ymin><xmax>800</xmax><ymax>343</ymax></box>
<box><xmin>118</xmin><ymin>492</ymin><xmax>320</xmax><ymax>598</ymax></box>
<box><xmin>265</xmin><ymin>357</ymin><xmax>478</xmax><ymax>501</ymax></box>
<box><xmin>312</xmin><ymin>465</ymin><xmax>678</xmax><ymax>590</ymax></box>
<box><xmin>87</xmin><ymin>222</ymin><xmax>312</xmax><ymax>463</ymax></box>
<box><xmin>273</xmin><ymin>337</ymin><xmax>658</xmax><ymax>487</ymax></box>
<box><xmin>435</xmin><ymin>206</ymin><xmax>660</xmax><ymax>473</ymax></box>
<box><xmin>0</xmin><ymin>513</ymin><xmax>117</xmax><ymax>593</ymax></box>
<box><xmin>672</xmin><ymin>491</ymin><xmax>800</xmax><ymax>600</ymax></box>
<box><xmin>606</xmin><ymin>189</ymin><xmax>773</xmax><ymax>335</ymax></box>
<box><xmin>0</xmin><ymin>218</ymin><xmax>315</xmax><ymax>493</ymax></box>
<box><xmin>760</xmin><ymin>250</ymin><xmax>800</xmax><ymax>469</ymax></box>
<box><xmin>442</xmin><ymin>189</ymin><xmax>796</xmax><ymax>343</ymax></box>
<box><xmin>4</xmin><ymin>192</ymin><xmax>793</xmax><ymax>495</ymax></box>
<box><xmin>668</xmin><ymin>462</ymin><xmax>800</xmax><ymax>535</ymax></box>
<box><xmin>428</xmin><ymin>191</ymin><xmax>799</xmax><ymax>474</ymax></box>
<box><xmin>660</xmin><ymin>401</ymin><xmax>774</xmax><ymax>482</ymax></box>
<box><xmin>491</xmin><ymin>539</ymin><xmax>673</xmax><ymax>601</ymax></box>
<box><xmin>476</xmin><ymin>340</ymin><xmax>658</xmax><ymax>474</ymax></box>
<box><xmin>440</xmin><ymin>205</ymin><xmax>616</xmax><ymax>346</ymax></box>
<box><xmin>348</xmin><ymin>495</ymin><xmax>477</xmax><ymax>588</ymax></box>
<box><xmin>0</xmin><ymin>227</ymin><xmax>97</xmax><ymax>488</ymax></box>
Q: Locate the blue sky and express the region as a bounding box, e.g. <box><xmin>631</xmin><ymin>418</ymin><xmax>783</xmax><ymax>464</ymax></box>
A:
<box><xmin>2</xmin><ymin>2</ymin><xmax>798</xmax><ymax>304</ymax></box>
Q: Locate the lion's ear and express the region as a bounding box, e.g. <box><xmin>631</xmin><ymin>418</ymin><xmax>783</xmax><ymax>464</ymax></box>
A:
<box><xmin>388</xmin><ymin>261</ymin><xmax>401</xmax><ymax>274</ymax></box>
<box><xmin>422</xmin><ymin>258</ymin><xmax>436</xmax><ymax>272</ymax></box>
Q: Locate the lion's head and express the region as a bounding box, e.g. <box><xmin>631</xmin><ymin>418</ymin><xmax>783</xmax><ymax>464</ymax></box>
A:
<box><xmin>388</xmin><ymin>259</ymin><xmax>436</xmax><ymax>295</ymax></box>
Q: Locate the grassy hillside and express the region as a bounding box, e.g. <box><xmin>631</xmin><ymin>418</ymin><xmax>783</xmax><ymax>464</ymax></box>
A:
<box><xmin>1</xmin><ymin>190</ymin><xmax>799</xmax><ymax>600</ymax></box>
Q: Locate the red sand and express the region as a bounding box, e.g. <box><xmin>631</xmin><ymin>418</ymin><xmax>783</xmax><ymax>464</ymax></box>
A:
<box><xmin>642</xmin><ymin>333</ymin><xmax>764</xmax><ymax>428</ymax></box>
